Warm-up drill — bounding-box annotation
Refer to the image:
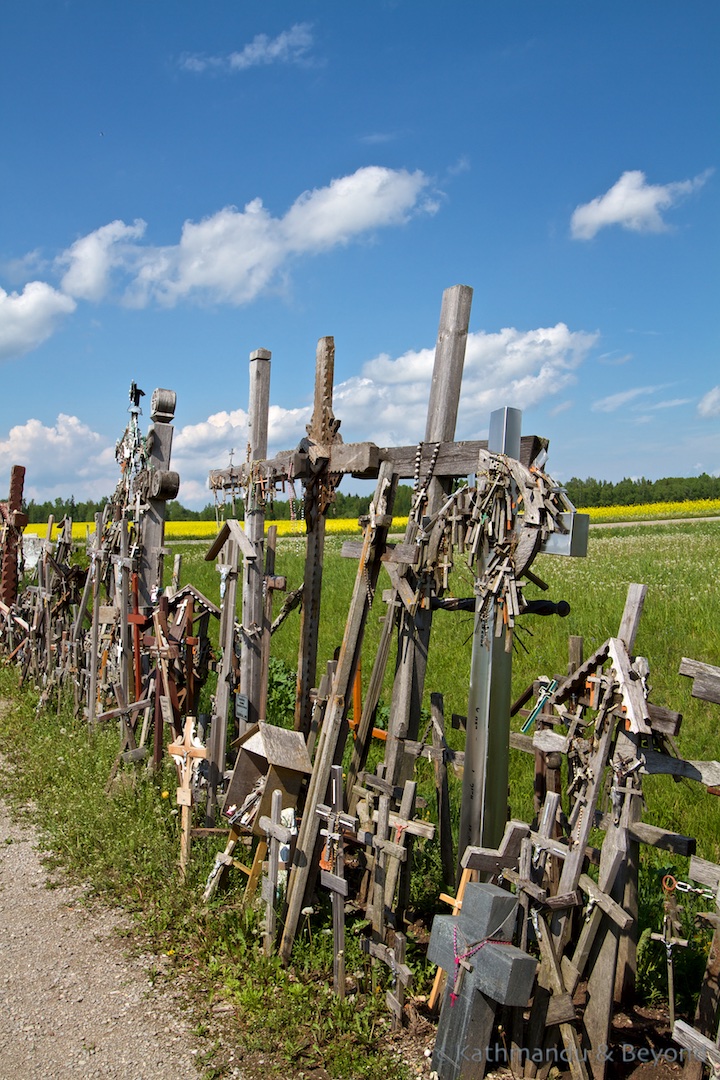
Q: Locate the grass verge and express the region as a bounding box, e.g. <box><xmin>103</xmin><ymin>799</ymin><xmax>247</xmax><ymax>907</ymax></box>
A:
<box><xmin>0</xmin><ymin>676</ymin><xmax>416</xmax><ymax>1080</ymax></box>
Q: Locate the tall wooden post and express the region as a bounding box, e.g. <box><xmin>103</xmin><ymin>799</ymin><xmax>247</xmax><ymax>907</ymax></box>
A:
<box><xmin>87</xmin><ymin>513</ymin><xmax>103</xmax><ymax>729</ymax></box>
<box><xmin>383</xmin><ymin>285</ymin><xmax>473</xmax><ymax>786</ymax></box>
<box><xmin>206</xmin><ymin>538</ymin><xmax>240</xmax><ymax>824</ymax></box>
<box><xmin>1</xmin><ymin>465</ymin><xmax>27</xmax><ymax>607</ymax></box>
<box><xmin>294</xmin><ymin>337</ymin><xmax>337</xmax><ymax>736</ymax></box>
<box><xmin>457</xmin><ymin>407</ymin><xmax>522</xmax><ymax>865</ymax></box>
<box><xmin>137</xmin><ymin>388</ymin><xmax>179</xmax><ymax>613</ymax></box>
<box><xmin>240</xmin><ymin>348</ymin><xmax>271</xmax><ymax>735</ymax></box>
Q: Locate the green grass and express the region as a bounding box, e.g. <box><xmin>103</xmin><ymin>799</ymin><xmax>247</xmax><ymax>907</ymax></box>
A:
<box><xmin>2</xmin><ymin>519</ymin><xmax>720</xmax><ymax>1070</ymax></box>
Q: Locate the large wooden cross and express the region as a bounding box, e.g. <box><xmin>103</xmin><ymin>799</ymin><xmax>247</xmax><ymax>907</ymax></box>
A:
<box><xmin>209</xmin><ymin>336</ymin><xmax>380</xmax><ymax>738</ymax></box>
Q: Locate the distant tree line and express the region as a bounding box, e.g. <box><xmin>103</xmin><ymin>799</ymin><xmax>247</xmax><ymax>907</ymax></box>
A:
<box><xmin>17</xmin><ymin>476</ymin><xmax>719</xmax><ymax>524</ymax></box>
<box><xmin>564</xmin><ymin>473</ymin><xmax>720</xmax><ymax>508</ymax></box>
<box><xmin>23</xmin><ymin>496</ymin><xmax>109</xmax><ymax>524</ymax></box>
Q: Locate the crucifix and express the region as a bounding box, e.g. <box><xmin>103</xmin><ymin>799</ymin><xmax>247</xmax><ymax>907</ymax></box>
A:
<box><xmin>427</xmin><ymin>881</ymin><xmax>537</xmax><ymax>1079</ymax></box>
<box><xmin>315</xmin><ymin>764</ymin><xmax>357</xmax><ymax>996</ymax></box>
<box><xmin>167</xmin><ymin>716</ymin><xmax>208</xmax><ymax>878</ymax></box>
<box><xmin>650</xmin><ymin>877</ymin><xmax>689</xmax><ymax>1029</ymax></box>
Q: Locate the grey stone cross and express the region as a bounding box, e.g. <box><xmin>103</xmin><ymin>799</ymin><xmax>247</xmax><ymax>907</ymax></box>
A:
<box><xmin>428</xmin><ymin>882</ymin><xmax>537</xmax><ymax>1079</ymax></box>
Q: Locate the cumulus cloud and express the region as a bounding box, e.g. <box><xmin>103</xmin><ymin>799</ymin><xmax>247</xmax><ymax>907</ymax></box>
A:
<box><xmin>74</xmin><ymin>167</ymin><xmax>433</xmax><ymax>308</ymax></box>
<box><xmin>0</xmin><ymin>166</ymin><xmax>435</xmax><ymax>362</ymax></box>
<box><xmin>180</xmin><ymin>24</ymin><xmax>315</xmax><ymax>74</ymax></box>
<box><xmin>59</xmin><ymin>219</ymin><xmax>146</xmax><ymax>301</ymax></box>
<box><xmin>698</xmin><ymin>386</ymin><xmax>720</xmax><ymax>418</ymax></box>
<box><xmin>571</xmin><ymin>169</ymin><xmax>711</xmax><ymax>240</ymax></box>
<box><xmin>0</xmin><ymin>282</ymin><xmax>76</xmax><ymax>361</ymax></box>
<box><xmin>0</xmin><ymin>414</ymin><xmax>115</xmax><ymax>500</ymax></box>
<box><xmin>1</xmin><ymin>319</ymin><xmax>599</xmax><ymax>506</ymax></box>
<box><xmin>331</xmin><ymin>323</ymin><xmax>598</xmax><ymax>448</ymax></box>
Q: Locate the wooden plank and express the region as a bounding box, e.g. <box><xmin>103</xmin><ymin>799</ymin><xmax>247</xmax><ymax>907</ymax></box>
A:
<box><xmin>673</xmin><ymin>1019</ymin><xmax>720</xmax><ymax>1066</ymax></box>
<box><xmin>641</xmin><ymin>749</ymin><xmax>720</xmax><ymax>788</ymax></box>
<box><xmin>617</xmin><ymin>583</ymin><xmax>647</xmax><ymax>652</ymax></box>
<box><xmin>626</xmin><ymin>821</ymin><xmax>696</xmax><ymax>857</ymax></box>
<box><xmin>382</xmin><ymin>285</ymin><xmax>473</xmax><ymax>792</ymax></box>
<box><xmin>533</xmin><ymin>729</ymin><xmax>569</xmax><ymax>755</ymax></box>
<box><xmin>379</xmin><ymin>433</ymin><xmax>546</xmax><ymax>479</ymax></box>
<box><xmin>534</xmin><ymin>913</ymin><xmax>590</xmax><ymax>1080</ymax></box>
<box><xmin>430</xmin><ymin>693</ymin><xmax>455</xmax><ymax>887</ymax></box>
<box><xmin>689</xmin><ymin>856</ymin><xmax>720</xmax><ymax>893</ymax></box>
<box><xmin>278</xmin><ymin>465</ymin><xmax>397</xmax><ymax>964</ymax></box>
<box><xmin>648</xmin><ymin>703</ymin><xmax>683</xmax><ymax>736</ymax></box>
<box><xmin>607</xmin><ymin>637</ymin><xmax>651</xmax><ymax>735</ymax></box>
<box><xmin>679</xmin><ymin>657</ymin><xmax>720</xmax><ymax>681</ymax></box>
<box><xmin>691</xmin><ymin>670</ymin><xmax>720</xmax><ymax>705</ymax></box>
<box><xmin>577</xmin><ymin>873</ymin><xmax>633</xmax><ymax>930</ymax></box>
<box><xmin>239</xmin><ymin>348</ymin><xmax>270</xmax><ymax>734</ymax></box>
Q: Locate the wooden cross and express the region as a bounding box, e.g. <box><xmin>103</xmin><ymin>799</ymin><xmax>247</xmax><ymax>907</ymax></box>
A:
<box><xmin>167</xmin><ymin>716</ymin><xmax>208</xmax><ymax>878</ymax></box>
<box><xmin>209</xmin><ymin>337</ymin><xmax>378</xmax><ymax>738</ymax></box>
<box><xmin>651</xmin><ymin>880</ymin><xmax>689</xmax><ymax>1029</ymax></box>
<box><xmin>427</xmin><ymin>882</ymin><xmax>537</xmax><ymax>1079</ymax></box>
<box><xmin>259</xmin><ymin>789</ymin><xmax>293</xmax><ymax>956</ymax></box>
<box><xmin>315</xmin><ymin>764</ymin><xmax>357</xmax><ymax>996</ymax></box>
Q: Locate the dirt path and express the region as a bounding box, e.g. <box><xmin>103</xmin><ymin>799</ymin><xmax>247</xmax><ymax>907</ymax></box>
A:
<box><xmin>0</xmin><ymin>801</ymin><xmax>207</xmax><ymax>1079</ymax></box>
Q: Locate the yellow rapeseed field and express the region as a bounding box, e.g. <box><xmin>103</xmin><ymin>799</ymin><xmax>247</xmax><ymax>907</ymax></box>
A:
<box><xmin>22</xmin><ymin>498</ymin><xmax>719</xmax><ymax>542</ymax></box>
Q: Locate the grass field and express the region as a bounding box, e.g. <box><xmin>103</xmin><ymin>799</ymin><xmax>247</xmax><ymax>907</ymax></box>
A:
<box><xmin>2</xmin><ymin>517</ymin><xmax>720</xmax><ymax>1074</ymax></box>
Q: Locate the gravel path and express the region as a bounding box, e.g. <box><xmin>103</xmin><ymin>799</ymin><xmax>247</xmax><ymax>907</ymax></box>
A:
<box><xmin>0</xmin><ymin>802</ymin><xmax>205</xmax><ymax>1079</ymax></box>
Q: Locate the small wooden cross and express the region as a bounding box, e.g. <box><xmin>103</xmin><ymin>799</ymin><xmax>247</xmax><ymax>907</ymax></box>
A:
<box><xmin>167</xmin><ymin>716</ymin><xmax>208</xmax><ymax>878</ymax></box>
<box><xmin>259</xmin><ymin>789</ymin><xmax>293</xmax><ymax>956</ymax></box>
<box><xmin>316</xmin><ymin>764</ymin><xmax>357</xmax><ymax>997</ymax></box>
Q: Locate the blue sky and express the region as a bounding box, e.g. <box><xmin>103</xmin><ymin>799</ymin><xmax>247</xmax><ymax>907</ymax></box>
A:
<box><xmin>1</xmin><ymin>2</ymin><xmax>717</xmax><ymax>507</ymax></box>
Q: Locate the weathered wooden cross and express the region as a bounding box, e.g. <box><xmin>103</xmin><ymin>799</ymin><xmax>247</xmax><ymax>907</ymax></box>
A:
<box><xmin>259</xmin><ymin>788</ymin><xmax>293</xmax><ymax>955</ymax></box>
<box><xmin>315</xmin><ymin>764</ymin><xmax>357</xmax><ymax>996</ymax></box>
<box><xmin>209</xmin><ymin>337</ymin><xmax>380</xmax><ymax>739</ymax></box>
<box><xmin>167</xmin><ymin>715</ymin><xmax>208</xmax><ymax>878</ymax></box>
<box><xmin>427</xmin><ymin>882</ymin><xmax>537</xmax><ymax>1079</ymax></box>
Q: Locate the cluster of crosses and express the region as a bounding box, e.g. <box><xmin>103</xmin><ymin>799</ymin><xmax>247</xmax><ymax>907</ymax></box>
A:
<box><xmin>3</xmin><ymin>285</ymin><xmax>720</xmax><ymax>1080</ymax></box>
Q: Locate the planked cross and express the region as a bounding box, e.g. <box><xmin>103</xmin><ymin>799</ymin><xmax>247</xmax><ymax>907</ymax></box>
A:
<box><xmin>259</xmin><ymin>789</ymin><xmax>293</xmax><ymax>956</ymax></box>
<box><xmin>428</xmin><ymin>882</ymin><xmax>537</xmax><ymax>1079</ymax></box>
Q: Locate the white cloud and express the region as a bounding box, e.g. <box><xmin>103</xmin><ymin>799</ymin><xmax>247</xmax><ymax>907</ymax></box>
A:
<box><xmin>647</xmin><ymin>398</ymin><xmax>692</xmax><ymax>410</ymax></box>
<box><xmin>332</xmin><ymin>323</ymin><xmax>598</xmax><ymax>448</ymax></box>
<box><xmin>127</xmin><ymin>167</ymin><xmax>433</xmax><ymax>307</ymax></box>
<box><xmin>0</xmin><ymin>282</ymin><xmax>76</xmax><ymax>361</ymax></box>
<box><xmin>0</xmin><ymin>414</ymin><xmax>115</xmax><ymax>501</ymax></box>
<box><xmin>0</xmin><ymin>319</ymin><xmax>598</xmax><ymax>507</ymax></box>
<box><xmin>592</xmin><ymin>387</ymin><xmax>655</xmax><ymax>413</ymax></box>
<box><xmin>180</xmin><ymin>24</ymin><xmax>315</xmax><ymax>74</ymax></box>
<box><xmin>571</xmin><ymin>169</ymin><xmax>711</xmax><ymax>240</ymax></box>
<box><xmin>59</xmin><ymin>219</ymin><xmax>146</xmax><ymax>301</ymax></box>
<box><xmin>360</xmin><ymin>133</ymin><xmax>396</xmax><ymax>146</ymax></box>
<box><xmin>699</xmin><ymin>386</ymin><xmax>720</xmax><ymax>418</ymax></box>
<box><xmin>1</xmin><ymin>166</ymin><xmax>435</xmax><ymax>361</ymax></box>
